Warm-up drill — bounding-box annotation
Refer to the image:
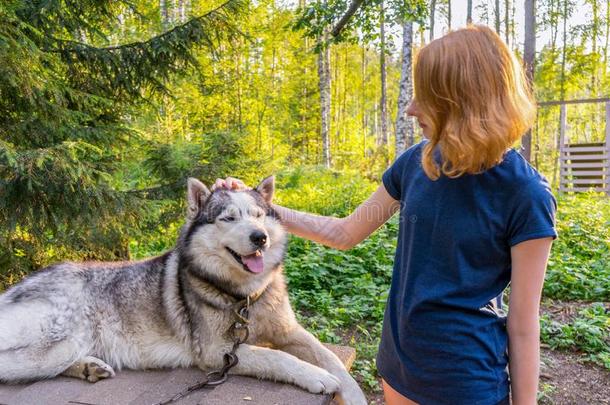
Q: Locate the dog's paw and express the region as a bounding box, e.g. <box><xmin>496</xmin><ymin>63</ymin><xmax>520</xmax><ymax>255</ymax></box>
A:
<box><xmin>65</xmin><ymin>356</ymin><xmax>116</xmax><ymax>383</ymax></box>
<box><xmin>85</xmin><ymin>357</ymin><xmax>115</xmax><ymax>383</ymax></box>
<box><xmin>299</xmin><ymin>368</ymin><xmax>341</xmax><ymax>394</ymax></box>
<box><xmin>63</xmin><ymin>356</ymin><xmax>115</xmax><ymax>382</ymax></box>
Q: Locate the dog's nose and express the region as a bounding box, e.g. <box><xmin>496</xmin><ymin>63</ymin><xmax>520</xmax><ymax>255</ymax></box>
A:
<box><xmin>250</xmin><ymin>231</ymin><xmax>267</xmax><ymax>247</ymax></box>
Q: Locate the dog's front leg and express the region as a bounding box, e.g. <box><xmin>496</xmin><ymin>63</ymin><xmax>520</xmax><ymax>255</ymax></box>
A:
<box><xmin>199</xmin><ymin>343</ymin><xmax>341</xmax><ymax>395</ymax></box>
<box><xmin>273</xmin><ymin>325</ymin><xmax>367</xmax><ymax>405</ymax></box>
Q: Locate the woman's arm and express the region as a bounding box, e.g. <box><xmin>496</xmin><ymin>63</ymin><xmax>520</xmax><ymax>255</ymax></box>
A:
<box><xmin>507</xmin><ymin>237</ymin><xmax>554</xmax><ymax>405</ymax></box>
<box><xmin>271</xmin><ymin>184</ymin><xmax>400</xmax><ymax>250</ymax></box>
<box><xmin>212</xmin><ymin>177</ymin><xmax>400</xmax><ymax>250</ymax></box>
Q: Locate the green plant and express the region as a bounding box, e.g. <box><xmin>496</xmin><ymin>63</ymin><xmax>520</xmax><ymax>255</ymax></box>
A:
<box><xmin>540</xmin><ymin>303</ymin><xmax>610</xmax><ymax>369</ymax></box>
<box><xmin>545</xmin><ymin>193</ymin><xmax>610</xmax><ymax>301</ymax></box>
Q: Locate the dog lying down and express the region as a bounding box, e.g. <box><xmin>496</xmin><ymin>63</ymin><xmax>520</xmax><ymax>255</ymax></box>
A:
<box><xmin>0</xmin><ymin>176</ymin><xmax>367</xmax><ymax>405</ymax></box>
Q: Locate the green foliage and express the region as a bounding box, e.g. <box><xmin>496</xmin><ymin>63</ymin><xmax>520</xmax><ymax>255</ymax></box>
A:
<box><xmin>293</xmin><ymin>0</ymin><xmax>428</xmax><ymax>46</ymax></box>
<box><xmin>541</xmin><ymin>303</ymin><xmax>610</xmax><ymax>369</ymax></box>
<box><xmin>0</xmin><ymin>0</ymin><xmax>246</xmax><ymax>275</ymax></box>
<box><xmin>545</xmin><ymin>194</ymin><xmax>610</xmax><ymax>301</ymax></box>
<box><xmin>274</xmin><ymin>166</ymin><xmax>377</xmax><ymax>216</ymax></box>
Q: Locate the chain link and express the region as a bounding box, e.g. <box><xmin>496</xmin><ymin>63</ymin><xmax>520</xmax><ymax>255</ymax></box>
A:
<box><xmin>155</xmin><ymin>297</ymin><xmax>252</xmax><ymax>405</ymax></box>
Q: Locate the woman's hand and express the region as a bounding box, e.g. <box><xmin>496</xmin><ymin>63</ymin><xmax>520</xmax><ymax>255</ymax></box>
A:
<box><xmin>211</xmin><ymin>177</ymin><xmax>251</xmax><ymax>191</ymax></box>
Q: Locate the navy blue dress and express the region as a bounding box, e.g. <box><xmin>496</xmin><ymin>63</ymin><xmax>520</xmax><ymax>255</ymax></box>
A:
<box><xmin>377</xmin><ymin>140</ymin><xmax>558</xmax><ymax>405</ymax></box>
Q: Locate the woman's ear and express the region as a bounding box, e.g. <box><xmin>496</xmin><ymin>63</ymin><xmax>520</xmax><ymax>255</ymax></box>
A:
<box><xmin>187</xmin><ymin>178</ymin><xmax>211</xmax><ymax>220</ymax></box>
<box><xmin>255</xmin><ymin>175</ymin><xmax>275</xmax><ymax>203</ymax></box>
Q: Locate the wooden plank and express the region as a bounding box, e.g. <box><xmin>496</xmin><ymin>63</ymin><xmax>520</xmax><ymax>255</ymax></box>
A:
<box><xmin>561</xmin><ymin>170</ymin><xmax>608</xmax><ymax>176</ymax></box>
<box><xmin>561</xmin><ymin>146</ymin><xmax>608</xmax><ymax>153</ymax></box>
<box><xmin>563</xmin><ymin>162</ymin><xmax>610</xmax><ymax>169</ymax></box>
<box><xmin>560</xmin><ymin>154</ymin><xmax>607</xmax><ymax>161</ymax></box>
<box><xmin>565</xmin><ymin>142</ymin><xmax>605</xmax><ymax>147</ymax></box>
<box><xmin>565</xmin><ymin>179</ymin><xmax>608</xmax><ymax>185</ymax></box>
<box><xmin>0</xmin><ymin>345</ymin><xmax>356</xmax><ymax>405</ymax></box>
<box><xmin>560</xmin><ymin>186</ymin><xmax>609</xmax><ymax>192</ymax></box>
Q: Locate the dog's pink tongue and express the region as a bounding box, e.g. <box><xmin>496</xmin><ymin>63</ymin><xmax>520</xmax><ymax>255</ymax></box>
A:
<box><xmin>242</xmin><ymin>252</ymin><xmax>264</xmax><ymax>273</ymax></box>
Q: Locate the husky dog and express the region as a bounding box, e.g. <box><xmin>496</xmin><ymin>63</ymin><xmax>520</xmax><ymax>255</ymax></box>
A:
<box><xmin>0</xmin><ymin>176</ymin><xmax>366</xmax><ymax>404</ymax></box>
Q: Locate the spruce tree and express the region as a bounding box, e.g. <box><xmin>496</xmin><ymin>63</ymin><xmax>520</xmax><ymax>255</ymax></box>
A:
<box><xmin>0</xmin><ymin>0</ymin><xmax>244</xmax><ymax>280</ymax></box>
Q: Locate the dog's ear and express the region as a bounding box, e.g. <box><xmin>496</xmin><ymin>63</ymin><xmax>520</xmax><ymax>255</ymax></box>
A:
<box><xmin>255</xmin><ymin>175</ymin><xmax>275</xmax><ymax>203</ymax></box>
<box><xmin>187</xmin><ymin>178</ymin><xmax>211</xmax><ymax>220</ymax></box>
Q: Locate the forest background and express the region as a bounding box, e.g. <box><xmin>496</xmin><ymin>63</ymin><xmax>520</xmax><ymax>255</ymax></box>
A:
<box><xmin>0</xmin><ymin>0</ymin><xmax>608</xmax><ymax>401</ymax></box>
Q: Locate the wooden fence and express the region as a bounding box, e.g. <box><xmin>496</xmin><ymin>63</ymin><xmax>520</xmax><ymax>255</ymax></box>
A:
<box><xmin>539</xmin><ymin>98</ymin><xmax>610</xmax><ymax>195</ymax></box>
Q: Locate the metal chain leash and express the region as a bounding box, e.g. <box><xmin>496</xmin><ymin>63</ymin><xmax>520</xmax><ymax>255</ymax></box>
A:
<box><xmin>155</xmin><ymin>296</ymin><xmax>253</xmax><ymax>405</ymax></box>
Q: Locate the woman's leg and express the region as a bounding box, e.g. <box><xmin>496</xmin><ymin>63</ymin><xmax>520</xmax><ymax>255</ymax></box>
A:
<box><xmin>382</xmin><ymin>379</ymin><xmax>419</xmax><ymax>405</ymax></box>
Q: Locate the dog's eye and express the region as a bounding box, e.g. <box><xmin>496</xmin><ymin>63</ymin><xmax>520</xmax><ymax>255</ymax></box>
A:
<box><xmin>221</xmin><ymin>216</ymin><xmax>236</xmax><ymax>222</ymax></box>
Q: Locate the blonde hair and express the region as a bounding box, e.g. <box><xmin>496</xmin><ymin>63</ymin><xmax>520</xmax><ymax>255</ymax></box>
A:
<box><xmin>413</xmin><ymin>25</ymin><xmax>536</xmax><ymax>180</ymax></box>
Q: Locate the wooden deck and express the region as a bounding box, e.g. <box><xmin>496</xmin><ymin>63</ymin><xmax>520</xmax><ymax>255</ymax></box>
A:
<box><xmin>0</xmin><ymin>345</ymin><xmax>355</xmax><ymax>405</ymax></box>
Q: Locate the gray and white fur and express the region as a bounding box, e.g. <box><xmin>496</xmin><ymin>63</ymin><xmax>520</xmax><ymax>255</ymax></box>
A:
<box><xmin>0</xmin><ymin>176</ymin><xmax>366</xmax><ymax>405</ymax></box>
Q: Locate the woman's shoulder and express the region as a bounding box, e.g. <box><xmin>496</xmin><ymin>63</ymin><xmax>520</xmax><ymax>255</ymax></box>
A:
<box><xmin>498</xmin><ymin>148</ymin><xmax>552</xmax><ymax>190</ymax></box>
<box><xmin>393</xmin><ymin>140</ymin><xmax>427</xmax><ymax>166</ymax></box>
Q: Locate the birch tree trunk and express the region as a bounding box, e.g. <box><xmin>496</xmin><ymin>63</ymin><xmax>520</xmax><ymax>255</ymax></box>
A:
<box><xmin>603</xmin><ymin>3</ymin><xmax>610</xmax><ymax>78</ymax></box>
<box><xmin>318</xmin><ymin>33</ymin><xmax>332</xmax><ymax>168</ymax></box>
<box><xmin>395</xmin><ymin>21</ymin><xmax>414</xmax><ymax>157</ymax></box>
<box><xmin>560</xmin><ymin>0</ymin><xmax>568</xmax><ymax>100</ymax></box>
<box><xmin>160</xmin><ymin>0</ymin><xmax>169</xmax><ymax>28</ymax></box>
<box><xmin>379</xmin><ymin>1</ymin><xmax>389</xmax><ymax>148</ymax></box>
<box><xmin>362</xmin><ymin>46</ymin><xmax>367</xmax><ymax>157</ymax></box>
<box><xmin>505</xmin><ymin>0</ymin><xmax>510</xmax><ymax>44</ymax></box>
<box><xmin>467</xmin><ymin>0</ymin><xmax>473</xmax><ymax>24</ymax></box>
<box><xmin>495</xmin><ymin>0</ymin><xmax>501</xmax><ymax>33</ymax></box>
<box><xmin>523</xmin><ymin>0</ymin><xmax>536</xmax><ymax>162</ymax></box>
<box><xmin>178</xmin><ymin>0</ymin><xmax>190</xmax><ymax>23</ymax></box>
<box><xmin>591</xmin><ymin>0</ymin><xmax>599</xmax><ymax>90</ymax></box>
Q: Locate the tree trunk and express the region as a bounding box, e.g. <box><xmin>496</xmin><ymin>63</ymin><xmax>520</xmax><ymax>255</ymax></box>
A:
<box><xmin>603</xmin><ymin>3</ymin><xmax>610</xmax><ymax>79</ymax></box>
<box><xmin>318</xmin><ymin>35</ymin><xmax>332</xmax><ymax>168</ymax></box>
<box><xmin>160</xmin><ymin>0</ymin><xmax>169</xmax><ymax>28</ymax></box>
<box><xmin>592</xmin><ymin>0</ymin><xmax>599</xmax><ymax>91</ymax></box>
<box><xmin>505</xmin><ymin>0</ymin><xmax>510</xmax><ymax>44</ymax></box>
<box><xmin>522</xmin><ymin>0</ymin><xmax>536</xmax><ymax>162</ymax></box>
<box><xmin>511</xmin><ymin>0</ymin><xmax>517</xmax><ymax>46</ymax></box>
<box><xmin>177</xmin><ymin>0</ymin><xmax>190</xmax><ymax>22</ymax></box>
<box><xmin>447</xmin><ymin>0</ymin><xmax>452</xmax><ymax>30</ymax></box>
<box><xmin>495</xmin><ymin>0</ymin><xmax>501</xmax><ymax>33</ymax></box>
<box><xmin>550</xmin><ymin>0</ymin><xmax>558</xmax><ymax>51</ymax></box>
<box><xmin>430</xmin><ymin>0</ymin><xmax>436</xmax><ymax>41</ymax></box>
<box><xmin>395</xmin><ymin>21</ymin><xmax>414</xmax><ymax>156</ymax></box>
<box><xmin>362</xmin><ymin>46</ymin><xmax>367</xmax><ymax>157</ymax></box>
<box><xmin>467</xmin><ymin>0</ymin><xmax>473</xmax><ymax>24</ymax></box>
<box><xmin>379</xmin><ymin>1</ymin><xmax>389</xmax><ymax>148</ymax></box>
<box><xmin>560</xmin><ymin>0</ymin><xmax>568</xmax><ymax>100</ymax></box>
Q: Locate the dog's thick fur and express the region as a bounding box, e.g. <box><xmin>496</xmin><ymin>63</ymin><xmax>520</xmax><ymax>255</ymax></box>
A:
<box><xmin>0</xmin><ymin>176</ymin><xmax>366</xmax><ymax>404</ymax></box>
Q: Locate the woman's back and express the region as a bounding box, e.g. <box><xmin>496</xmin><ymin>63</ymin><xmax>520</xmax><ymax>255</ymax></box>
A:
<box><xmin>377</xmin><ymin>141</ymin><xmax>557</xmax><ymax>404</ymax></box>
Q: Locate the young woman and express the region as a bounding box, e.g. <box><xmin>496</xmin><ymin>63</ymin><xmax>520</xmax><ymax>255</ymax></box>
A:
<box><xmin>214</xmin><ymin>25</ymin><xmax>557</xmax><ymax>405</ymax></box>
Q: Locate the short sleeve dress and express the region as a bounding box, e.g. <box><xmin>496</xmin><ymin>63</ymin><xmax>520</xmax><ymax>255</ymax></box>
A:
<box><xmin>377</xmin><ymin>140</ymin><xmax>558</xmax><ymax>405</ymax></box>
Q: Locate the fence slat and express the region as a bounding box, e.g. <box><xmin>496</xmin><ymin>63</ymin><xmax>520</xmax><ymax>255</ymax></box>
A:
<box><xmin>560</xmin><ymin>154</ymin><xmax>607</xmax><ymax>161</ymax></box>
<box><xmin>561</xmin><ymin>146</ymin><xmax>608</xmax><ymax>153</ymax></box>
<box><xmin>559</xmin><ymin>186</ymin><xmax>609</xmax><ymax>192</ymax></box>
<box><xmin>564</xmin><ymin>179</ymin><xmax>608</xmax><ymax>185</ymax></box>
<box><xmin>563</xmin><ymin>162</ymin><xmax>610</xmax><ymax>169</ymax></box>
<box><xmin>561</xmin><ymin>170</ymin><xmax>608</xmax><ymax>176</ymax></box>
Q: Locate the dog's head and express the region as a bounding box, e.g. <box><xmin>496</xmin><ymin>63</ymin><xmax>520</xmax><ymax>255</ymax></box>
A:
<box><xmin>179</xmin><ymin>176</ymin><xmax>286</xmax><ymax>293</ymax></box>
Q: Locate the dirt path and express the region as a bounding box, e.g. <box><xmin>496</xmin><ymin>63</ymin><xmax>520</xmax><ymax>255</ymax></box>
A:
<box><xmin>539</xmin><ymin>348</ymin><xmax>609</xmax><ymax>404</ymax></box>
